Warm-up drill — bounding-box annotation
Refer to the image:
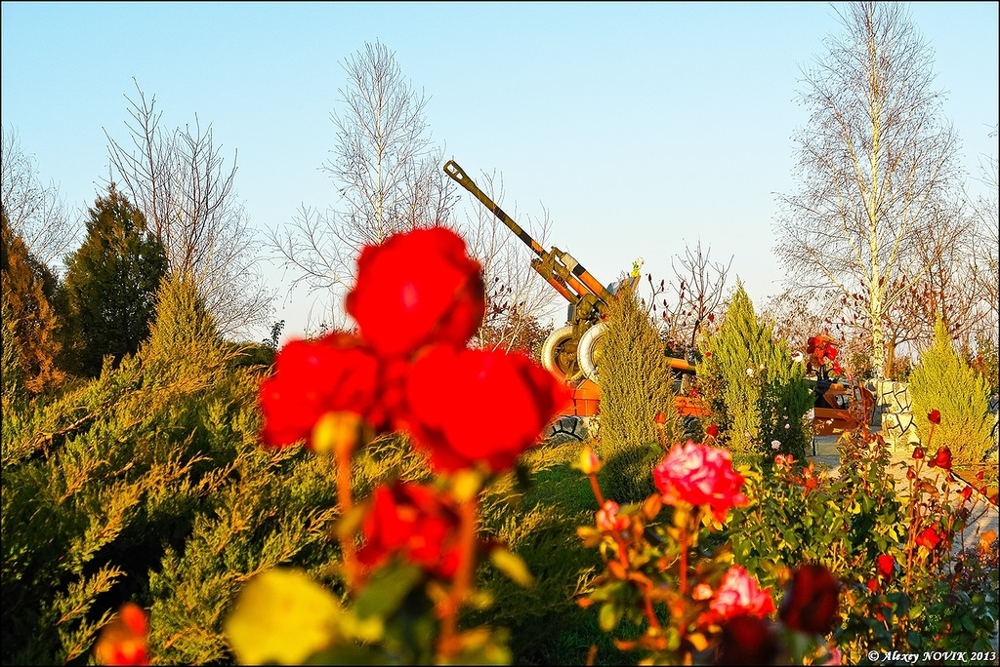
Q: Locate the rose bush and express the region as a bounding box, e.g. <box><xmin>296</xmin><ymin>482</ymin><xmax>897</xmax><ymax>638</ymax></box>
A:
<box><xmin>575</xmin><ymin>437</ymin><xmax>842</xmax><ymax>665</ymax></box>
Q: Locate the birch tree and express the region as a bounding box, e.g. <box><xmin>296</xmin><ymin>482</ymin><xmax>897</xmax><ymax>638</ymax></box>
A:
<box><xmin>775</xmin><ymin>1</ymin><xmax>961</xmax><ymax>378</ymax></box>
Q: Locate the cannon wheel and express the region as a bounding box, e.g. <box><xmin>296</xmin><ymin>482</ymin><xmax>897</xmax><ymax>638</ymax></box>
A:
<box><xmin>578</xmin><ymin>322</ymin><xmax>607</xmax><ymax>383</ymax></box>
<box><xmin>541</xmin><ymin>325</ymin><xmax>582</xmax><ymax>381</ymax></box>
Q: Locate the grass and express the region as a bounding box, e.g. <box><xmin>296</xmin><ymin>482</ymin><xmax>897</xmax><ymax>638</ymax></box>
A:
<box><xmin>473</xmin><ymin>439</ymin><xmax>643</xmax><ymax>665</ymax></box>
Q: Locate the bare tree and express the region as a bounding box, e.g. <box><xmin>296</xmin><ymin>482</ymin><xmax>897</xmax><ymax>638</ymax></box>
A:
<box><xmin>969</xmin><ymin>125</ymin><xmax>999</xmax><ymax>347</ymax></box>
<box><xmin>104</xmin><ymin>81</ymin><xmax>273</xmax><ymax>338</ymax></box>
<box><xmin>775</xmin><ymin>2</ymin><xmax>962</xmax><ymax>379</ymax></box>
<box><xmin>656</xmin><ymin>241</ymin><xmax>732</xmax><ymax>355</ymax></box>
<box><xmin>270</xmin><ymin>40</ymin><xmax>458</xmax><ymax>316</ymax></box>
<box><xmin>1</xmin><ymin>126</ymin><xmax>76</xmax><ymax>268</ymax></box>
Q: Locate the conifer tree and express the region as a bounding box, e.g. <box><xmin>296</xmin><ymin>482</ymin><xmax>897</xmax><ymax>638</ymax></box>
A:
<box><xmin>909</xmin><ymin>315</ymin><xmax>995</xmax><ymax>467</ymax></box>
<box><xmin>0</xmin><ymin>209</ymin><xmax>65</xmax><ymax>393</ymax></box>
<box><xmin>698</xmin><ymin>282</ymin><xmax>811</xmax><ymax>460</ymax></box>
<box><xmin>598</xmin><ymin>284</ymin><xmax>680</xmax><ymax>502</ymax></box>
<box><xmin>59</xmin><ymin>185</ymin><xmax>168</xmax><ymax>377</ymax></box>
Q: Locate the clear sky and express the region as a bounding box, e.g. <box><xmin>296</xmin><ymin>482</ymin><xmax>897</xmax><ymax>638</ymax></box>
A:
<box><xmin>2</xmin><ymin>1</ymin><xmax>997</xmax><ymax>340</ymax></box>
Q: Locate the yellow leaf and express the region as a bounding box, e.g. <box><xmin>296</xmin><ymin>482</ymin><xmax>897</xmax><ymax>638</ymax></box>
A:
<box><xmin>224</xmin><ymin>568</ymin><xmax>341</xmax><ymax>665</ymax></box>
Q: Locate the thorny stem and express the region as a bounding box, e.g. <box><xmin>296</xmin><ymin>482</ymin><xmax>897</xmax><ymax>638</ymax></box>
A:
<box><xmin>438</xmin><ymin>494</ymin><xmax>479</xmax><ymax>659</ymax></box>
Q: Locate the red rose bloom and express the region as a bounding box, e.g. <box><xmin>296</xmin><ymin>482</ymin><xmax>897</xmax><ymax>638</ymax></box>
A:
<box><xmin>402</xmin><ymin>345</ymin><xmax>571</xmax><ymax>472</ymax></box>
<box><xmin>715</xmin><ymin>615</ymin><xmax>779</xmax><ymax>666</ymax></box>
<box><xmin>652</xmin><ymin>441</ymin><xmax>747</xmax><ymax>521</ymax></box>
<box><xmin>912</xmin><ymin>446</ymin><xmax>925</xmax><ymax>460</ymax></box>
<box><xmin>876</xmin><ymin>554</ymin><xmax>895</xmax><ymax>582</ymax></box>
<box><xmin>778</xmin><ymin>564</ymin><xmax>841</xmax><ymax>635</ymax></box>
<box><xmin>928</xmin><ymin>446</ymin><xmax>952</xmax><ymax>472</ymax></box>
<box><xmin>928</xmin><ymin>409</ymin><xmax>941</xmax><ymax>425</ymax></box>
<box><xmin>346</xmin><ymin>227</ymin><xmax>486</xmax><ymax>358</ymax></box>
<box><xmin>259</xmin><ymin>333</ymin><xmax>385</xmax><ymax>448</ymax></box>
<box><xmin>357</xmin><ymin>482</ymin><xmax>463</xmax><ymax>578</ymax></box>
<box><xmin>94</xmin><ymin>603</ymin><xmax>150</xmax><ymax>666</ymax></box>
<box><xmin>915</xmin><ymin>526</ymin><xmax>943</xmax><ymax>551</ymax></box>
<box><xmin>867</xmin><ymin>578</ymin><xmax>879</xmax><ymax>593</ymax></box>
<box><xmin>705</xmin><ymin>423</ymin><xmax>719</xmax><ymax>439</ymax></box>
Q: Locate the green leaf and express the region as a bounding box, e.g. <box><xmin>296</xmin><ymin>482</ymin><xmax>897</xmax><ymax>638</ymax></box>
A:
<box><xmin>224</xmin><ymin>568</ymin><xmax>341</xmax><ymax>666</ymax></box>
<box><xmin>490</xmin><ymin>547</ymin><xmax>534</xmax><ymax>587</ymax></box>
<box><xmin>354</xmin><ymin>562</ymin><xmax>424</xmax><ymax>620</ymax></box>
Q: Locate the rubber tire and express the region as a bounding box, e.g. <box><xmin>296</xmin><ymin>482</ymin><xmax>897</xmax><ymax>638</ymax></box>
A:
<box><xmin>540</xmin><ymin>324</ymin><xmax>582</xmax><ymax>382</ymax></box>
<box><xmin>577</xmin><ymin>322</ymin><xmax>607</xmax><ymax>383</ymax></box>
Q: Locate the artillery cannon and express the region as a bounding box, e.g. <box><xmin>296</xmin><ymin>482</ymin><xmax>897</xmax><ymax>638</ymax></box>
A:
<box><xmin>444</xmin><ymin>160</ymin><xmax>696</xmax><ymax>387</ymax></box>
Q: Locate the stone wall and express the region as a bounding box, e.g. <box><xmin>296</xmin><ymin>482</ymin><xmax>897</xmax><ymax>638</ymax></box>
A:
<box><xmin>872</xmin><ymin>379</ymin><xmax>1000</xmax><ymax>453</ymax></box>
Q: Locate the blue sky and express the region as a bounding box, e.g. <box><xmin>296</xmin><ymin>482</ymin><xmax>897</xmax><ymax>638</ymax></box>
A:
<box><xmin>2</xmin><ymin>1</ymin><xmax>997</xmax><ymax>339</ymax></box>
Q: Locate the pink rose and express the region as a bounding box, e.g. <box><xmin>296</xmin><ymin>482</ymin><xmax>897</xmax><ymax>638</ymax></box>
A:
<box><xmin>596</xmin><ymin>500</ymin><xmax>628</xmax><ymax>532</ymax></box>
<box><xmin>652</xmin><ymin>440</ymin><xmax>747</xmax><ymax>520</ymax></box>
<box><xmin>703</xmin><ymin>565</ymin><xmax>775</xmax><ymax>624</ymax></box>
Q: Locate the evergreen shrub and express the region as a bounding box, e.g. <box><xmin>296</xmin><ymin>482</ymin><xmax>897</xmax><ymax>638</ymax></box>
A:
<box><xmin>908</xmin><ymin>316</ymin><xmax>995</xmax><ymax>469</ymax></box>
<box><xmin>597</xmin><ymin>285</ymin><xmax>680</xmax><ymax>503</ymax></box>
<box><xmin>697</xmin><ymin>282</ymin><xmax>811</xmax><ymax>461</ymax></box>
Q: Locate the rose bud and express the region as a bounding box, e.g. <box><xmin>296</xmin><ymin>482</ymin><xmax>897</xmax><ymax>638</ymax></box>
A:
<box><xmin>876</xmin><ymin>554</ymin><xmax>895</xmax><ymax>582</ymax></box>
<box><xmin>928</xmin><ymin>409</ymin><xmax>941</xmax><ymax>425</ymax></box>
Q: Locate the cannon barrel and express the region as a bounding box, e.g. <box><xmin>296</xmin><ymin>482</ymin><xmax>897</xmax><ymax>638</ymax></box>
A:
<box><xmin>443</xmin><ymin>160</ymin><xmax>615</xmax><ymax>307</ymax></box>
<box><xmin>444</xmin><ymin>160</ymin><xmax>546</xmax><ymax>259</ymax></box>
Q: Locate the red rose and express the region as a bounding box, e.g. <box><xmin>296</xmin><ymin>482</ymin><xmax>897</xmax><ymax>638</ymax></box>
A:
<box><xmin>357</xmin><ymin>482</ymin><xmax>463</xmax><ymax>578</ymax></box>
<box><xmin>961</xmin><ymin>486</ymin><xmax>974</xmax><ymax>503</ymax></box>
<box><xmin>928</xmin><ymin>446</ymin><xmax>952</xmax><ymax>472</ymax></box>
<box><xmin>715</xmin><ymin>615</ymin><xmax>779</xmax><ymax>666</ymax></box>
<box><xmin>706</xmin><ymin>423</ymin><xmax>719</xmax><ymax>439</ymax></box>
<box><xmin>915</xmin><ymin>526</ymin><xmax>943</xmax><ymax>551</ymax></box>
<box><xmin>95</xmin><ymin>603</ymin><xmax>150</xmax><ymax>666</ymax></box>
<box><xmin>654</xmin><ymin>411</ymin><xmax>667</xmax><ymax>426</ymax></box>
<box><xmin>259</xmin><ymin>333</ymin><xmax>385</xmax><ymax>448</ymax></box>
<box><xmin>912</xmin><ymin>446</ymin><xmax>925</xmax><ymax>460</ymax></box>
<box><xmin>826</xmin><ymin>344</ymin><xmax>838</xmax><ymax>361</ymax></box>
<box><xmin>652</xmin><ymin>441</ymin><xmax>747</xmax><ymax>521</ymax></box>
<box><xmin>702</xmin><ymin>565</ymin><xmax>775</xmax><ymax>625</ymax></box>
<box><xmin>778</xmin><ymin>564</ymin><xmax>841</xmax><ymax>635</ymax></box>
<box><xmin>928</xmin><ymin>409</ymin><xmax>941</xmax><ymax>425</ymax></box>
<box><xmin>402</xmin><ymin>345</ymin><xmax>571</xmax><ymax>472</ymax></box>
<box><xmin>867</xmin><ymin>578</ymin><xmax>879</xmax><ymax>593</ymax></box>
<box><xmin>346</xmin><ymin>227</ymin><xmax>486</xmax><ymax>358</ymax></box>
<box><xmin>876</xmin><ymin>554</ymin><xmax>895</xmax><ymax>582</ymax></box>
